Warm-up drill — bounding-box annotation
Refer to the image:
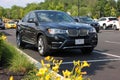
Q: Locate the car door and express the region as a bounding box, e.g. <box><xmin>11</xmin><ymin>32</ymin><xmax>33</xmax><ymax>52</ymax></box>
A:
<box><xmin>98</xmin><ymin>18</ymin><xmax>106</xmax><ymax>26</ymax></box>
<box><xmin>25</xmin><ymin>12</ymin><xmax>38</xmax><ymax>44</ymax></box>
<box><xmin>19</xmin><ymin>13</ymin><xmax>30</xmax><ymax>42</ymax></box>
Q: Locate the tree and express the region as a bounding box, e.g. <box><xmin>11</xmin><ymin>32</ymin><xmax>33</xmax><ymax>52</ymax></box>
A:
<box><xmin>0</xmin><ymin>7</ymin><xmax>4</xmax><ymax>18</ymax></box>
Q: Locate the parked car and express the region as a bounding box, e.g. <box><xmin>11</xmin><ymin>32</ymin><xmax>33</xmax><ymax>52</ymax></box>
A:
<box><xmin>98</xmin><ymin>17</ymin><xmax>118</xmax><ymax>29</ymax></box>
<box><xmin>5</xmin><ymin>21</ymin><xmax>17</xmax><ymax>29</ymax></box>
<box><xmin>73</xmin><ymin>16</ymin><xmax>100</xmax><ymax>33</ymax></box>
<box><xmin>0</xmin><ymin>18</ymin><xmax>5</xmax><ymax>29</ymax></box>
<box><xmin>16</xmin><ymin>10</ymin><xmax>98</xmax><ymax>56</ymax></box>
<box><xmin>112</xmin><ymin>20</ymin><xmax>120</xmax><ymax>30</ymax></box>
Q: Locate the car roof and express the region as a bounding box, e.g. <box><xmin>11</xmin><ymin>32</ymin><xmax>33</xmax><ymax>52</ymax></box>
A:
<box><xmin>100</xmin><ymin>17</ymin><xmax>117</xmax><ymax>18</ymax></box>
<box><xmin>30</xmin><ymin>10</ymin><xmax>64</xmax><ymax>13</ymax></box>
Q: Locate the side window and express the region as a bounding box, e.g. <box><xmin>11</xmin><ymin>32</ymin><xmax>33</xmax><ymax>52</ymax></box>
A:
<box><xmin>29</xmin><ymin>12</ymin><xmax>36</xmax><ymax>19</ymax></box>
<box><xmin>22</xmin><ymin>14</ymin><xmax>29</xmax><ymax>22</ymax></box>
<box><xmin>99</xmin><ymin>18</ymin><xmax>106</xmax><ymax>21</ymax></box>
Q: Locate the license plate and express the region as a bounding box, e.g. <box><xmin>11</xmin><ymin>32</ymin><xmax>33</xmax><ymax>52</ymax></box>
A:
<box><xmin>75</xmin><ymin>39</ymin><xmax>84</xmax><ymax>45</ymax></box>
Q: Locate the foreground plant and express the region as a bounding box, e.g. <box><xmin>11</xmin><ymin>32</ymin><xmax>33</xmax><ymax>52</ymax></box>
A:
<box><xmin>0</xmin><ymin>33</ymin><xmax>7</xmax><ymax>63</ymax></box>
<box><xmin>36</xmin><ymin>56</ymin><xmax>90</xmax><ymax>80</ymax></box>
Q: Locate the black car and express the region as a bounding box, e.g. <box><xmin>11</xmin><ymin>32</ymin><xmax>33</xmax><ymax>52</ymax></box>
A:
<box><xmin>16</xmin><ymin>10</ymin><xmax>98</xmax><ymax>56</ymax></box>
<box><xmin>74</xmin><ymin>16</ymin><xmax>100</xmax><ymax>32</ymax></box>
<box><xmin>0</xmin><ymin>18</ymin><xmax>5</xmax><ymax>29</ymax></box>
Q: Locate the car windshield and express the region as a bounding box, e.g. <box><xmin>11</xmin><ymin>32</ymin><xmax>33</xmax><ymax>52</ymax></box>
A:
<box><xmin>36</xmin><ymin>11</ymin><xmax>75</xmax><ymax>22</ymax></box>
<box><xmin>80</xmin><ymin>17</ymin><xmax>93</xmax><ymax>22</ymax></box>
<box><xmin>8</xmin><ymin>22</ymin><xmax>15</xmax><ymax>24</ymax></box>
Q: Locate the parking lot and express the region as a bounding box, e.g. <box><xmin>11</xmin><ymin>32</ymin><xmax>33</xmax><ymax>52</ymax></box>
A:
<box><xmin>1</xmin><ymin>29</ymin><xmax>120</xmax><ymax>80</ymax></box>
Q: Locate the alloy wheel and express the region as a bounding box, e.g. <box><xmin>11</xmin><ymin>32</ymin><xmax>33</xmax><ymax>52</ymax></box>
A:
<box><xmin>38</xmin><ymin>37</ymin><xmax>44</xmax><ymax>54</ymax></box>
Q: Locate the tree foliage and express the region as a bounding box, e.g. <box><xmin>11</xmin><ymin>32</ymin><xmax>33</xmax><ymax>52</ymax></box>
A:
<box><xmin>0</xmin><ymin>0</ymin><xmax>119</xmax><ymax>19</ymax></box>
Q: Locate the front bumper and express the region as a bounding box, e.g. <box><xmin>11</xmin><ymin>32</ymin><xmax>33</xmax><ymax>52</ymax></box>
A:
<box><xmin>6</xmin><ymin>25</ymin><xmax>16</xmax><ymax>28</ymax></box>
<box><xmin>46</xmin><ymin>33</ymin><xmax>98</xmax><ymax>49</ymax></box>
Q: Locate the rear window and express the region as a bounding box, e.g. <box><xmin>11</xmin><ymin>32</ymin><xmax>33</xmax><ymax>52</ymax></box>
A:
<box><xmin>109</xmin><ymin>18</ymin><xmax>118</xmax><ymax>21</ymax></box>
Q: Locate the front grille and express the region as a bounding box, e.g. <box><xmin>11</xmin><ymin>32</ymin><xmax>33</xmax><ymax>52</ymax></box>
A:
<box><xmin>79</xmin><ymin>29</ymin><xmax>88</xmax><ymax>36</ymax></box>
<box><xmin>67</xmin><ymin>29</ymin><xmax>88</xmax><ymax>37</ymax></box>
<box><xmin>67</xmin><ymin>29</ymin><xmax>79</xmax><ymax>37</ymax></box>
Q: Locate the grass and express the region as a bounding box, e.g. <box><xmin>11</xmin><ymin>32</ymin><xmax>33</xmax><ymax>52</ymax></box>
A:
<box><xmin>22</xmin><ymin>69</ymin><xmax>40</xmax><ymax>80</ymax></box>
<box><xmin>0</xmin><ymin>33</ymin><xmax>36</xmax><ymax>74</ymax></box>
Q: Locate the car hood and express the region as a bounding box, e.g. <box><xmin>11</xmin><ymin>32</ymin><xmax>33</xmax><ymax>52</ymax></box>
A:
<box><xmin>40</xmin><ymin>22</ymin><xmax>91</xmax><ymax>29</ymax></box>
<box><xmin>83</xmin><ymin>21</ymin><xmax>98</xmax><ymax>24</ymax></box>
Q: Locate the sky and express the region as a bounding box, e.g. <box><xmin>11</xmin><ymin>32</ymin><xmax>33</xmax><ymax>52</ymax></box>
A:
<box><xmin>0</xmin><ymin>0</ymin><xmax>44</xmax><ymax>8</ymax></box>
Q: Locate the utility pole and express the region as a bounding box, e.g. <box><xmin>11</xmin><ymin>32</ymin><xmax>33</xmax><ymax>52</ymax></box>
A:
<box><xmin>78</xmin><ymin>0</ymin><xmax>80</xmax><ymax>16</ymax></box>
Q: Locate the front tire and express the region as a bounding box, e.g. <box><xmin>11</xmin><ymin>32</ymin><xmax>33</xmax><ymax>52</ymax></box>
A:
<box><xmin>113</xmin><ymin>25</ymin><xmax>117</xmax><ymax>30</ymax></box>
<box><xmin>37</xmin><ymin>35</ymin><xmax>50</xmax><ymax>56</ymax></box>
<box><xmin>81</xmin><ymin>47</ymin><xmax>94</xmax><ymax>54</ymax></box>
<box><xmin>16</xmin><ymin>33</ymin><xmax>25</xmax><ymax>48</ymax></box>
<box><xmin>103</xmin><ymin>24</ymin><xmax>106</xmax><ymax>30</ymax></box>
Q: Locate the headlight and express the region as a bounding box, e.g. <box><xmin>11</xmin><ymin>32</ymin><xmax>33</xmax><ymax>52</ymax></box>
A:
<box><xmin>89</xmin><ymin>27</ymin><xmax>96</xmax><ymax>33</ymax></box>
<box><xmin>48</xmin><ymin>28</ymin><xmax>67</xmax><ymax>34</ymax></box>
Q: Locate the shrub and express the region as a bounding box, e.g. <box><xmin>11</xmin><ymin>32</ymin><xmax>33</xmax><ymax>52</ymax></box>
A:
<box><xmin>0</xmin><ymin>32</ymin><xmax>35</xmax><ymax>74</ymax></box>
<box><xmin>0</xmin><ymin>33</ymin><xmax>7</xmax><ymax>65</ymax></box>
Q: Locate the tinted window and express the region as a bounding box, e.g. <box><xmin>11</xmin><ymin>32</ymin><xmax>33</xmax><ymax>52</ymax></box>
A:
<box><xmin>22</xmin><ymin>14</ymin><xmax>29</xmax><ymax>22</ymax></box>
<box><xmin>36</xmin><ymin>11</ymin><xmax>75</xmax><ymax>22</ymax></box>
<box><xmin>99</xmin><ymin>18</ymin><xmax>106</xmax><ymax>21</ymax></box>
<box><xmin>29</xmin><ymin>12</ymin><xmax>36</xmax><ymax>19</ymax></box>
<box><xmin>8</xmin><ymin>22</ymin><xmax>15</xmax><ymax>24</ymax></box>
<box><xmin>109</xmin><ymin>18</ymin><xmax>118</xmax><ymax>21</ymax></box>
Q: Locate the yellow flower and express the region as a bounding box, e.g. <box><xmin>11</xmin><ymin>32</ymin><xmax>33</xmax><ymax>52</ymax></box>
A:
<box><xmin>64</xmin><ymin>78</ymin><xmax>71</xmax><ymax>80</ymax></box>
<box><xmin>46</xmin><ymin>64</ymin><xmax>51</xmax><ymax>68</ymax></box>
<box><xmin>9</xmin><ymin>76</ymin><xmax>14</xmax><ymax>80</ymax></box>
<box><xmin>45</xmin><ymin>74</ymin><xmax>51</xmax><ymax>80</ymax></box>
<box><xmin>81</xmin><ymin>71</ymin><xmax>87</xmax><ymax>75</ymax></box>
<box><xmin>76</xmin><ymin>75</ymin><xmax>83</xmax><ymax>80</ymax></box>
<box><xmin>81</xmin><ymin>61</ymin><xmax>90</xmax><ymax>68</ymax></box>
<box><xmin>36</xmin><ymin>67</ymin><xmax>48</xmax><ymax>76</ymax></box>
<box><xmin>45</xmin><ymin>56</ymin><xmax>51</xmax><ymax>61</ymax></box>
<box><xmin>52</xmin><ymin>65</ymin><xmax>59</xmax><ymax>72</ymax></box>
<box><xmin>75</xmin><ymin>66</ymin><xmax>81</xmax><ymax>74</ymax></box>
<box><xmin>0</xmin><ymin>35</ymin><xmax>7</xmax><ymax>40</ymax></box>
<box><xmin>59</xmin><ymin>60</ymin><xmax>63</xmax><ymax>65</ymax></box>
<box><xmin>73</xmin><ymin>60</ymin><xmax>80</xmax><ymax>66</ymax></box>
<box><xmin>56</xmin><ymin>76</ymin><xmax>61</xmax><ymax>80</ymax></box>
<box><xmin>41</xmin><ymin>60</ymin><xmax>45</xmax><ymax>67</ymax></box>
<box><xmin>62</xmin><ymin>70</ymin><xmax>71</xmax><ymax>78</ymax></box>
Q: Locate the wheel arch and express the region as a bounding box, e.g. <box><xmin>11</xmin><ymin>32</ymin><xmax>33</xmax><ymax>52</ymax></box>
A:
<box><xmin>103</xmin><ymin>23</ymin><xmax>106</xmax><ymax>26</ymax></box>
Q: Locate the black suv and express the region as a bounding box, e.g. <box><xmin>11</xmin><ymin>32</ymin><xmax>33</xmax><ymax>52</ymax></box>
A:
<box><xmin>16</xmin><ymin>10</ymin><xmax>98</xmax><ymax>56</ymax></box>
<box><xmin>74</xmin><ymin>16</ymin><xmax>100</xmax><ymax>33</ymax></box>
<box><xmin>0</xmin><ymin>18</ymin><xmax>5</xmax><ymax>29</ymax></box>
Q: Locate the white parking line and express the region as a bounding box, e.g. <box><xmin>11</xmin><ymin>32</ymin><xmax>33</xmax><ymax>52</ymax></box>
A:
<box><xmin>105</xmin><ymin>41</ymin><xmax>120</xmax><ymax>44</ymax></box>
<box><xmin>61</xmin><ymin>51</ymin><xmax>120</xmax><ymax>65</ymax></box>
<box><xmin>93</xmin><ymin>51</ymin><xmax>120</xmax><ymax>58</ymax></box>
<box><xmin>61</xmin><ymin>58</ymin><xmax>120</xmax><ymax>65</ymax></box>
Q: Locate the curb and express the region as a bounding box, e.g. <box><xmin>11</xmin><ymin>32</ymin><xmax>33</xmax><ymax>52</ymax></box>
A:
<box><xmin>16</xmin><ymin>48</ymin><xmax>64</xmax><ymax>79</ymax></box>
<box><xmin>16</xmin><ymin>48</ymin><xmax>42</xmax><ymax>69</ymax></box>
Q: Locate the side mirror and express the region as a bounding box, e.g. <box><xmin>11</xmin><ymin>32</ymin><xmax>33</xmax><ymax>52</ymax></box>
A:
<box><xmin>28</xmin><ymin>18</ymin><xmax>35</xmax><ymax>23</ymax></box>
<box><xmin>74</xmin><ymin>19</ymin><xmax>79</xmax><ymax>22</ymax></box>
<box><xmin>28</xmin><ymin>18</ymin><xmax>38</xmax><ymax>26</ymax></box>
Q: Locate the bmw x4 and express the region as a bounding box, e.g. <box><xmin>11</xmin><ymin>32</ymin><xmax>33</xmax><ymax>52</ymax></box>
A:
<box><xmin>16</xmin><ymin>10</ymin><xmax>98</xmax><ymax>56</ymax></box>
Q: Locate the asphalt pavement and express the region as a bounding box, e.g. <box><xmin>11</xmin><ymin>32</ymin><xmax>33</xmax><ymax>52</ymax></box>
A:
<box><xmin>1</xmin><ymin>29</ymin><xmax>120</xmax><ymax>80</ymax></box>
